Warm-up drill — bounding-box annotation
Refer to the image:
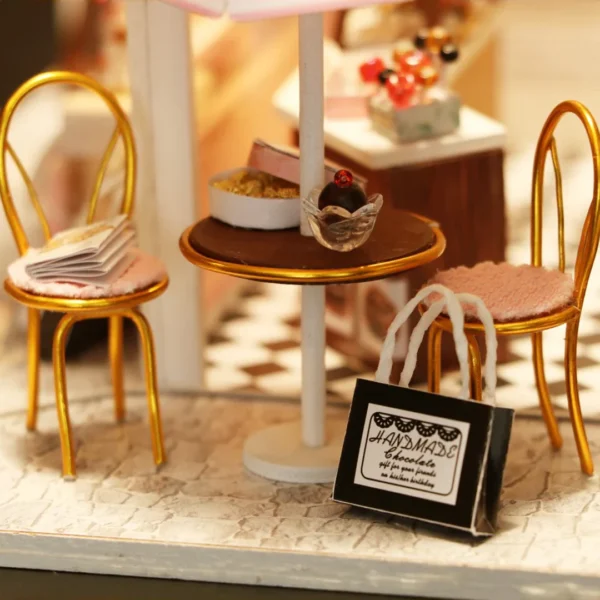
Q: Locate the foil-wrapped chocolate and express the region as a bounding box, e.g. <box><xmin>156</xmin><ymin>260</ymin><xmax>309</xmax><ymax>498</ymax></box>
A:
<box><xmin>212</xmin><ymin>170</ymin><xmax>299</xmax><ymax>199</ymax></box>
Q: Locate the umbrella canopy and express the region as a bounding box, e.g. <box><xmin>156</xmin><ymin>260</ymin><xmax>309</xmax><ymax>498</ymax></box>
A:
<box><xmin>161</xmin><ymin>0</ymin><xmax>393</xmax><ymax>20</ymax></box>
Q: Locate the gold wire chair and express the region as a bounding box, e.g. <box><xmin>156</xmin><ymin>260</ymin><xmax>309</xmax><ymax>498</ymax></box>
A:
<box><xmin>425</xmin><ymin>100</ymin><xmax>600</xmax><ymax>475</ymax></box>
<box><xmin>0</xmin><ymin>71</ymin><xmax>168</xmax><ymax>479</ymax></box>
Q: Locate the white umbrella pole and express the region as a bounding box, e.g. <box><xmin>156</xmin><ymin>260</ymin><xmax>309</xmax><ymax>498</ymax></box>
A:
<box><xmin>298</xmin><ymin>13</ymin><xmax>324</xmax><ymax>238</ymax></box>
<box><xmin>243</xmin><ymin>13</ymin><xmax>344</xmax><ymax>482</ymax></box>
<box><xmin>299</xmin><ymin>13</ymin><xmax>326</xmax><ymax>448</ymax></box>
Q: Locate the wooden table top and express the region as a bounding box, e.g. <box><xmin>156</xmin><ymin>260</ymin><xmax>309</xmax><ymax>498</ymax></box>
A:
<box><xmin>180</xmin><ymin>209</ymin><xmax>445</xmax><ymax>285</ymax></box>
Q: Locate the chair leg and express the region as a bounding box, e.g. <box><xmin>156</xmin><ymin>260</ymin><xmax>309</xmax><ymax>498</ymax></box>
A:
<box><xmin>26</xmin><ymin>308</ymin><xmax>41</xmax><ymax>431</ymax></box>
<box><xmin>52</xmin><ymin>314</ymin><xmax>78</xmax><ymax>480</ymax></box>
<box><xmin>127</xmin><ymin>308</ymin><xmax>166</xmax><ymax>467</ymax></box>
<box><xmin>466</xmin><ymin>333</ymin><xmax>483</xmax><ymax>401</ymax></box>
<box><xmin>109</xmin><ymin>315</ymin><xmax>125</xmax><ymax>422</ymax></box>
<box><xmin>565</xmin><ymin>318</ymin><xmax>594</xmax><ymax>475</ymax></box>
<box><xmin>427</xmin><ymin>324</ymin><xmax>443</xmax><ymax>394</ymax></box>
<box><xmin>532</xmin><ymin>331</ymin><xmax>563</xmax><ymax>449</ymax></box>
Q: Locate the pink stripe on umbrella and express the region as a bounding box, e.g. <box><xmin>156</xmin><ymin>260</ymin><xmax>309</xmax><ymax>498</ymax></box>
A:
<box><xmin>162</xmin><ymin>0</ymin><xmax>226</xmax><ymax>16</ymax></box>
<box><xmin>160</xmin><ymin>0</ymin><xmax>404</xmax><ymax>19</ymax></box>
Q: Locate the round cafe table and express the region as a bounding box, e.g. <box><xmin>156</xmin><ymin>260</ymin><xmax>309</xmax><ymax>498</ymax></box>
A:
<box><xmin>180</xmin><ymin>208</ymin><xmax>445</xmax><ymax>483</ymax></box>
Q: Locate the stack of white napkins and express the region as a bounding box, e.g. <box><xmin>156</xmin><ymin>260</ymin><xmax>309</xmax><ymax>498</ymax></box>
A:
<box><xmin>23</xmin><ymin>214</ymin><xmax>136</xmax><ymax>288</ymax></box>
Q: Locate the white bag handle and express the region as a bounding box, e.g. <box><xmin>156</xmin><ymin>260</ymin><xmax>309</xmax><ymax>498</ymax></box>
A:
<box><xmin>455</xmin><ymin>293</ymin><xmax>497</xmax><ymax>404</ymax></box>
<box><xmin>400</xmin><ymin>292</ymin><xmax>498</xmax><ymax>404</ymax></box>
<box><xmin>375</xmin><ymin>285</ymin><xmax>498</xmax><ymax>404</ymax></box>
<box><xmin>375</xmin><ymin>284</ymin><xmax>470</xmax><ymax>399</ymax></box>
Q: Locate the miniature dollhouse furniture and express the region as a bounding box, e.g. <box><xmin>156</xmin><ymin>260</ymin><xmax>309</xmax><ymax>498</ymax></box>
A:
<box><xmin>180</xmin><ymin>207</ymin><xmax>445</xmax><ymax>481</ymax></box>
<box><xmin>143</xmin><ymin>0</ymin><xmax>435</xmax><ymax>485</ymax></box>
<box><xmin>0</xmin><ymin>71</ymin><xmax>167</xmax><ymax>479</ymax></box>
<box><xmin>274</xmin><ymin>79</ymin><xmax>506</xmax><ymax>379</ymax></box>
<box><xmin>424</xmin><ymin>100</ymin><xmax>600</xmax><ymax>476</ymax></box>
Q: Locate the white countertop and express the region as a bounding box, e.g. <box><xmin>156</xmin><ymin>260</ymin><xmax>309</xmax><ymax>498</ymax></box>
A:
<box><xmin>273</xmin><ymin>73</ymin><xmax>507</xmax><ymax>171</ymax></box>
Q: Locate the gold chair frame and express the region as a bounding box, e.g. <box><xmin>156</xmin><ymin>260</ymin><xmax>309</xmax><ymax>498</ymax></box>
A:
<box><xmin>0</xmin><ymin>71</ymin><xmax>168</xmax><ymax>479</ymax></box>
<box><xmin>425</xmin><ymin>101</ymin><xmax>600</xmax><ymax>475</ymax></box>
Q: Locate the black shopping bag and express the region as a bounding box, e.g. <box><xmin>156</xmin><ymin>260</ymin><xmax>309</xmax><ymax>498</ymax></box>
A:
<box><xmin>332</xmin><ymin>284</ymin><xmax>515</xmax><ymax>537</ymax></box>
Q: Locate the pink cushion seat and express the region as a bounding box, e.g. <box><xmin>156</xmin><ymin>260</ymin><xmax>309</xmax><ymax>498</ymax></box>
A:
<box><xmin>425</xmin><ymin>261</ymin><xmax>575</xmax><ymax>322</ymax></box>
<box><xmin>7</xmin><ymin>248</ymin><xmax>167</xmax><ymax>299</ymax></box>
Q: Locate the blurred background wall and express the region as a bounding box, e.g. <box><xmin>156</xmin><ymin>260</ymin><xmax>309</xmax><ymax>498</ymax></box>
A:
<box><xmin>0</xmin><ymin>0</ymin><xmax>56</xmax><ymax>105</ymax></box>
<box><xmin>500</xmin><ymin>0</ymin><xmax>600</xmax><ymax>155</ymax></box>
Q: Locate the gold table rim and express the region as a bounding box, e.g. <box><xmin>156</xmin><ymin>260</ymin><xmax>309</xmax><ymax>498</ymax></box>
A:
<box><xmin>179</xmin><ymin>214</ymin><xmax>446</xmax><ymax>284</ymax></box>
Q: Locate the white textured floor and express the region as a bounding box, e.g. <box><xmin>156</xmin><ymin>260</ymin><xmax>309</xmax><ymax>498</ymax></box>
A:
<box><xmin>0</xmin><ymin>394</ymin><xmax>597</xmax><ymax>599</ymax></box>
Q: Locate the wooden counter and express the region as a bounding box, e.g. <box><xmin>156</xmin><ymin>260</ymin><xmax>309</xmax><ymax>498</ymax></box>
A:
<box><xmin>273</xmin><ymin>84</ymin><xmax>508</xmax><ymax>380</ymax></box>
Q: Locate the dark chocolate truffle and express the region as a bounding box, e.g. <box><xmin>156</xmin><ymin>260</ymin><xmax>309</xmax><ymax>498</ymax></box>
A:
<box><xmin>318</xmin><ymin>170</ymin><xmax>368</xmax><ymax>214</ymax></box>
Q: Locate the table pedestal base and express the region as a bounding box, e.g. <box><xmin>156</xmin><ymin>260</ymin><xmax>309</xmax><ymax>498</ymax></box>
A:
<box><xmin>243</xmin><ymin>419</ymin><xmax>346</xmax><ymax>483</ymax></box>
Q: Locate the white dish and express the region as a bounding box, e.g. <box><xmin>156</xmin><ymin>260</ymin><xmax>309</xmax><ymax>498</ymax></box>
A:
<box><xmin>208</xmin><ymin>167</ymin><xmax>300</xmax><ymax>230</ymax></box>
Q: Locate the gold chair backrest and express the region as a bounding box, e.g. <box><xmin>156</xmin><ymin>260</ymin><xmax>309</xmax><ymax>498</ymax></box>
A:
<box><xmin>0</xmin><ymin>70</ymin><xmax>136</xmax><ymax>256</ymax></box>
<box><xmin>531</xmin><ymin>100</ymin><xmax>600</xmax><ymax>308</ymax></box>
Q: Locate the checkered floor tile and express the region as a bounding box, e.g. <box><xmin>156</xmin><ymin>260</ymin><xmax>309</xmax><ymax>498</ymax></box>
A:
<box><xmin>201</xmin><ymin>281</ymin><xmax>600</xmax><ymax>421</ymax></box>
<box><xmin>204</xmin><ymin>284</ymin><xmax>368</xmax><ymax>399</ymax></box>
